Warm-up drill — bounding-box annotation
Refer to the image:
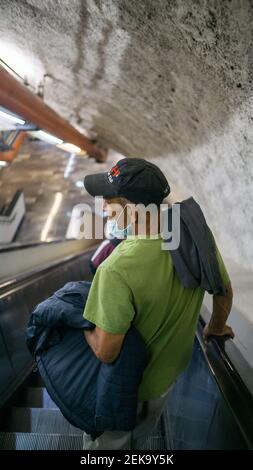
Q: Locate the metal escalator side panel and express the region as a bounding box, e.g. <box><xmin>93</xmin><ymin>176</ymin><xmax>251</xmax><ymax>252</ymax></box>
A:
<box><xmin>163</xmin><ymin>324</ymin><xmax>253</xmax><ymax>450</ymax></box>
<box><xmin>0</xmin><ymin>248</ymin><xmax>96</xmax><ymax>407</ymax></box>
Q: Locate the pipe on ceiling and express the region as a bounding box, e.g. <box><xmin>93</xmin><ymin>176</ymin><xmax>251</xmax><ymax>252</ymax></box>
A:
<box><xmin>0</xmin><ymin>66</ymin><xmax>106</xmax><ymax>162</ymax></box>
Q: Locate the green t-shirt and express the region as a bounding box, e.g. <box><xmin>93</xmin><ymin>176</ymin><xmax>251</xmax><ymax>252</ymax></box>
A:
<box><xmin>83</xmin><ymin>234</ymin><xmax>230</xmax><ymax>401</ymax></box>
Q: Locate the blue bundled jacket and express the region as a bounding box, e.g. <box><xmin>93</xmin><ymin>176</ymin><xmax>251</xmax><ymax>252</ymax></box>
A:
<box><xmin>26</xmin><ymin>281</ymin><xmax>147</xmax><ymax>438</ymax></box>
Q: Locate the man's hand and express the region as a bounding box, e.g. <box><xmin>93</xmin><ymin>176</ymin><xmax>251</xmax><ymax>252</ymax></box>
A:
<box><xmin>203</xmin><ymin>324</ymin><xmax>235</xmax><ymax>342</ymax></box>
<box><xmin>203</xmin><ymin>282</ymin><xmax>234</xmax><ymax>343</ymax></box>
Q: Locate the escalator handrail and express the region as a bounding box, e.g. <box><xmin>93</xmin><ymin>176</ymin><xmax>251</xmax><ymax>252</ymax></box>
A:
<box><xmin>0</xmin><ymin>246</ymin><xmax>96</xmax><ymax>296</ymax></box>
<box><xmin>197</xmin><ymin>316</ymin><xmax>253</xmax><ymax>449</ymax></box>
<box><xmin>0</xmin><ymin>237</ymin><xmax>77</xmax><ymax>253</ymax></box>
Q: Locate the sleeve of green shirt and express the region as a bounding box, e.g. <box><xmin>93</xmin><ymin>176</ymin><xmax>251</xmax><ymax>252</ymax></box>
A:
<box><xmin>83</xmin><ymin>266</ymin><xmax>135</xmax><ymax>334</ymax></box>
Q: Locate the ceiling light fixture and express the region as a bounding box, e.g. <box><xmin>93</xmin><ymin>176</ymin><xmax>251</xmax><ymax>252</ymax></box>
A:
<box><xmin>29</xmin><ymin>130</ymin><xmax>63</xmax><ymax>146</ymax></box>
<box><xmin>64</xmin><ymin>153</ymin><xmax>75</xmax><ymax>179</ymax></box>
<box><xmin>57</xmin><ymin>142</ymin><xmax>83</xmax><ymax>154</ymax></box>
<box><xmin>0</xmin><ymin>109</ymin><xmax>25</xmax><ymax>125</ymax></box>
<box><xmin>75</xmin><ymin>180</ymin><xmax>84</xmax><ymax>188</ymax></box>
<box><xmin>40</xmin><ymin>192</ymin><xmax>63</xmax><ymax>241</ymax></box>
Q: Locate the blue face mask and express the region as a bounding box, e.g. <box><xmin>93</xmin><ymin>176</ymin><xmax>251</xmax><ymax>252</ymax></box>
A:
<box><xmin>105</xmin><ymin>206</ymin><xmax>132</xmax><ymax>239</ymax></box>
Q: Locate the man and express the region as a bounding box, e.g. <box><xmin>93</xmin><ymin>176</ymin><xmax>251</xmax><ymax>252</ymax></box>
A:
<box><xmin>82</xmin><ymin>158</ymin><xmax>234</xmax><ymax>450</ymax></box>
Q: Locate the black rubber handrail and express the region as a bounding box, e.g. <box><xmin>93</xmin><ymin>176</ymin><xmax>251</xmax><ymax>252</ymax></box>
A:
<box><xmin>0</xmin><ymin>237</ymin><xmax>76</xmax><ymax>253</ymax></box>
<box><xmin>0</xmin><ymin>246</ymin><xmax>97</xmax><ymax>296</ymax></box>
<box><xmin>197</xmin><ymin>316</ymin><xmax>253</xmax><ymax>449</ymax></box>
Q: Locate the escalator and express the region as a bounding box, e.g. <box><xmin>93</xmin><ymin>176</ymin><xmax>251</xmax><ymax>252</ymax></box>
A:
<box><xmin>0</xmin><ymin>370</ymin><xmax>84</xmax><ymax>450</ymax></box>
<box><xmin>0</xmin><ymin>246</ymin><xmax>252</xmax><ymax>450</ymax></box>
<box><xmin>163</xmin><ymin>322</ymin><xmax>253</xmax><ymax>450</ymax></box>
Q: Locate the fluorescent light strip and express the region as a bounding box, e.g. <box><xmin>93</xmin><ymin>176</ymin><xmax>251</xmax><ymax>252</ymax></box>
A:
<box><xmin>64</xmin><ymin>153</ymin><xmax>75</xmax><ymax>179</ymax></box>
<box><xmin>57</xmin><ymin>142</ymin><xmax>82</xmax><ymax>154</ymax></box>
<box><xmin>35</xmin><ymin>130</ymin><xmax>63</xmax><ymax>146</ymax></box>
<box><xmin>40</xmin><ymin>192</ymin><xmax>63</xmax><ymax>241</ymax></box>
<box><xmin>0</xmin><ymin>109</ymin><xmax>25</xmax><ymax>125</ymax></box>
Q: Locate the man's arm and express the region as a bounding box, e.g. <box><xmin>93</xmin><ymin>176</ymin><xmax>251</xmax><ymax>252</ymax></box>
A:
<box><xmin>83</xmin><ymin>266</ymin><xmax>135</xmax><ymax>362</ymax></box>
<box><xmin>84</xmin><ymin>327</ymin><xmax>125</xmax><ymax>363</ymax></box>
<box><xmin>203</xmin><ymin>282</ymin><xmax>234</xmax><ymax>341</ymax></box>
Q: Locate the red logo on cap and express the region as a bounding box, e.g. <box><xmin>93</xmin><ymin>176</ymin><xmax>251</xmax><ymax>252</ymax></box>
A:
<box><xmin>111</xmin><ymin>165</ymin><xmax>120</xmax><ymax>177</ymax></box>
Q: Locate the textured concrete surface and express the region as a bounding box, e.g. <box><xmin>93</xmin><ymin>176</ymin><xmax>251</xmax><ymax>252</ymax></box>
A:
<box><xmin>0</xmin><ymin>0</ymin><xmax>253</xmax><ymax>270</ymax></box>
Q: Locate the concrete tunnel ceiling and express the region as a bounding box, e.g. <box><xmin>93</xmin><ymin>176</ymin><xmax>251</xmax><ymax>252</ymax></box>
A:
<box><xmin>0</xmin><ymin>0</ymin><xmax>252</xmax><ymax>156</ymax></box>
<box><xmin>0</xmin><ymin>0</ymin><xmax>253</xmax><ymax>270</ymax></box>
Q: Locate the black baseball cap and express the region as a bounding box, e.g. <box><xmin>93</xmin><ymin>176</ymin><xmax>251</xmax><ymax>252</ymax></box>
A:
<box><xmin>83</xmin><ymin>157</ymin><xmax>170</xmax><ymax>206</ymax></box>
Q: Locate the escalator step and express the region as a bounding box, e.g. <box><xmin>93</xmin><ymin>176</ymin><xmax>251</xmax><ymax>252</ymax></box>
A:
<box><xmin>15</xmin><ymin>387</ymin><xmax>58</xmax><ymax>409</ymax></box>
<box><xmin>139</xmin><ymin>435</ymin><xmax>167</xmax><ymax>450</ymax></box>
<box><xmin>0</xmin><ymin>432</ymin><xmax>165</xmax><ymax>450</ymax></box>
<box><xmin>0</xmin><ymin>432</ymin><xmax>83</xmax><ymax>450</ymax></box>
<box><xmin>0</xmin><ymin>407</ymin><xmax>83</xmax><ymax>435</ymax></box>
<box><xmin>134</xmin><ymin>418</ymin><xmax>167</xmax><ymax>450</ymax></box>
<box><xmin>0</xmin><ymin>421</ymin><xmax>166</xmax><ymax>450</ymax></box>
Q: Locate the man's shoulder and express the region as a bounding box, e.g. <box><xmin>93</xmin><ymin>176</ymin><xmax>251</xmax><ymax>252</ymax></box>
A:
<box><xmin>98</xmin><ymin>239</ymin><xmax>138</xmax><ymax>273</ymax></box>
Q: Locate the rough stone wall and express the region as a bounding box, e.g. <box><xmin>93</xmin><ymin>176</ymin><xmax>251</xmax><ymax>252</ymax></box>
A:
<box><xmin>0</xmin><ymin>0</ymin><xmax>253</xmax><ymax>268</ymax></box>
<box><xmin>150</xmin><ymin>102</ymin><xmax>253</xmax><ymax>269</ymax></box>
